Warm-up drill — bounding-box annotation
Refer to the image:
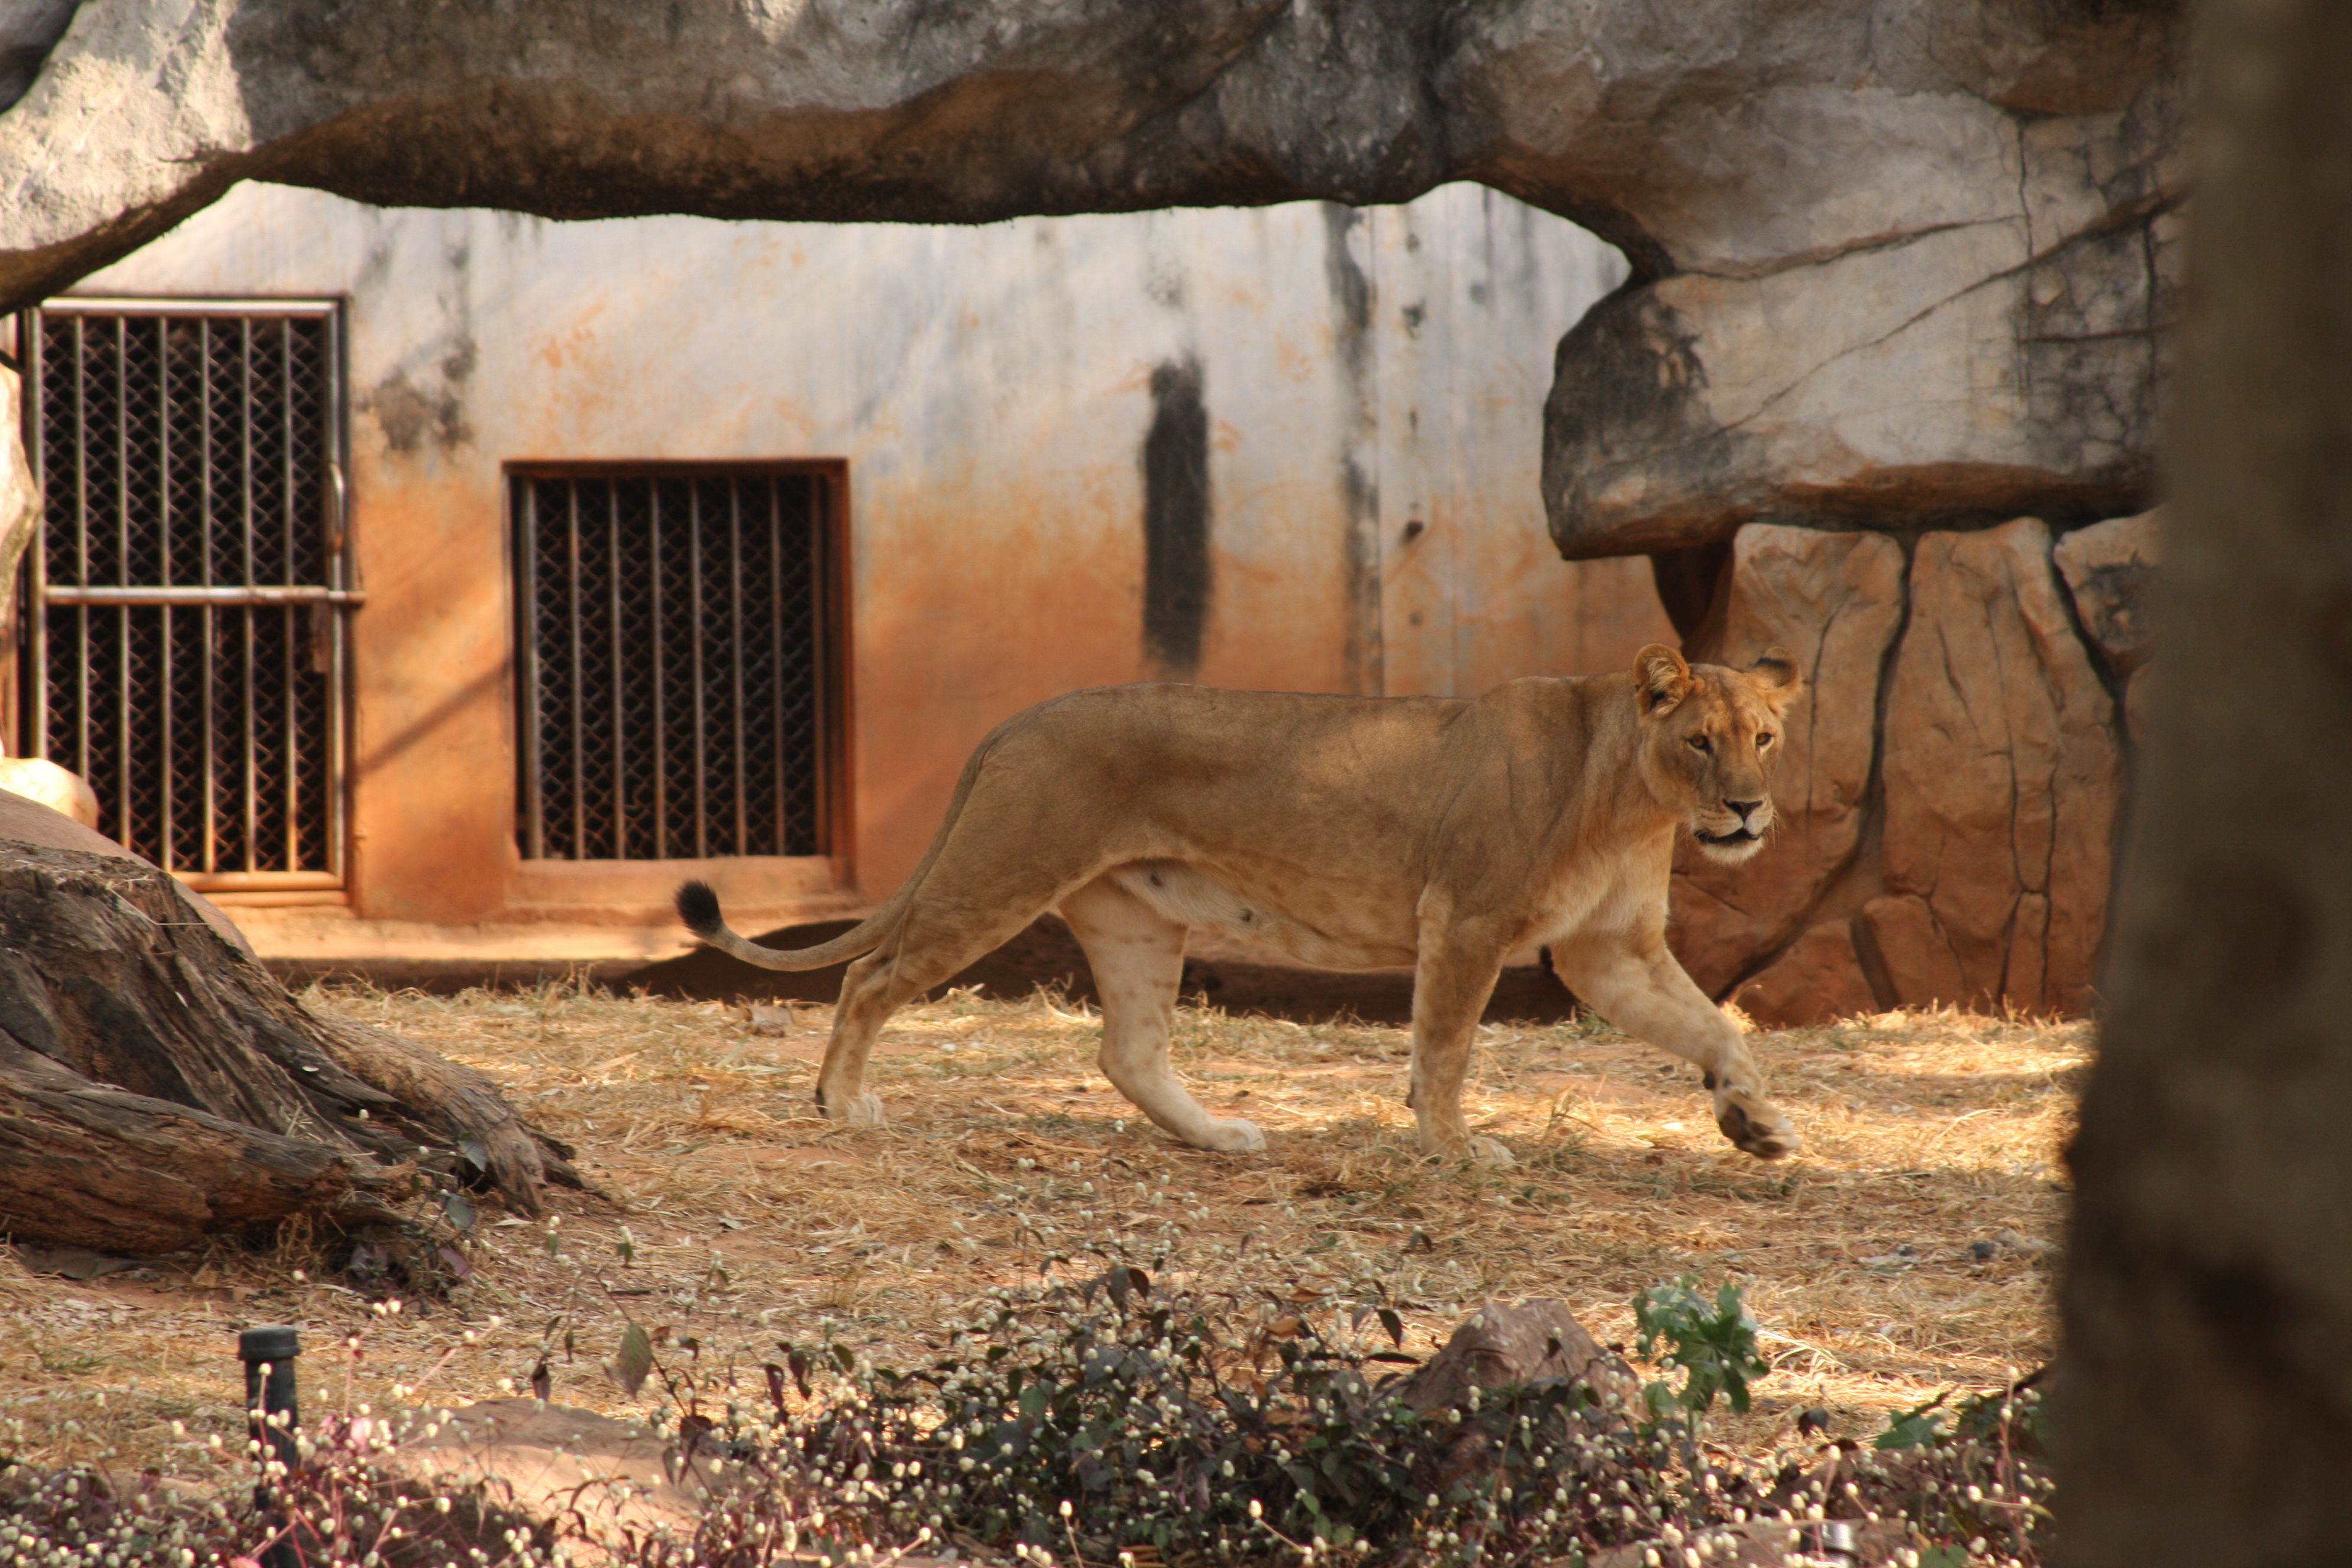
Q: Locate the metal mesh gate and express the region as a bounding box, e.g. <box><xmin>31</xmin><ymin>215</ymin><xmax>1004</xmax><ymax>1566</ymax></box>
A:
<box><xmin>16</xmin><ymin>301</ymin><xmax>352</xmax><ymax>886</ymax></box>
<box><xmin>512</xmin><ymin>469</ymin><xmax>835</xmax><ymax>861</ymax></box>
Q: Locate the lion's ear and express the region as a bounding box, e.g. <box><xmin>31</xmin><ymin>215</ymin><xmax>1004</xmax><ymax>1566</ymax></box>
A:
<box><xmin>1748</xmin><ymin>645</ymin><xmax>1803</xmax><ymax>714</ymax></box>
<box><xmin>1635</xmin><ymin>644</ymin><xmax>1694</xmax><ymax>715</ymax></box>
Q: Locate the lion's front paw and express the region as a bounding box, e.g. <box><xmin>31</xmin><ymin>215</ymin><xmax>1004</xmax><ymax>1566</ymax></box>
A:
<box><xmin>1468</xmin><ymin>1135</ymin><xmax>1516</xmax><ymax>1168</ymax></box>
<box><xmin>1198</xmin><ymin>1118</ymin><xmax>1267</xmax><ymax>1154</ymax></box>
<box><xmin>1714</xmin><ymin>1092</ymin><xmax>1799</xmax><ymax>1160</ymax></box>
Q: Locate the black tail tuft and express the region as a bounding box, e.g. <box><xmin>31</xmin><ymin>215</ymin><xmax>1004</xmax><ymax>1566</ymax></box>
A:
<box><xmin>676</xmin><ymin>879</ymin><xmax>724</xmax><ymax>938</ymax></box>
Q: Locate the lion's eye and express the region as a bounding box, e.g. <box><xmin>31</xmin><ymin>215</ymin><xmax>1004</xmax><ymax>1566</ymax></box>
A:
<box><xmin>1757</xmin><ymin>733</ymin><xmax>1774</xmax><ymax>750</ymax></box>
<box><xmin>1687</xmin><ymin>736</ymin><xmax>1710</xmax><ymax>753</ymax></box>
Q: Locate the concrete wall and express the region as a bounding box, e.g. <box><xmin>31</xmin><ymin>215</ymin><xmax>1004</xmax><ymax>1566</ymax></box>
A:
<box><xmin>59</xmin><ymin>181</ymin><xmax>1674</xmax><ymax>929</ymax></box>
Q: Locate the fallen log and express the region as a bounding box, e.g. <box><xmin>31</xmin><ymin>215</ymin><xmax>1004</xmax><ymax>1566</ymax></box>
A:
<box><xmin>0</xmin><ymin>793</ymin><xmax>577</xmax><ymax>1253</ymax></box>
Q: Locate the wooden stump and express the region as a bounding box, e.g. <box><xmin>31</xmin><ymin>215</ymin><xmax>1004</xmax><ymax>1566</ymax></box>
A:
<box><xmin>0</xmin><ymin>829</ymin><xmax>578</xmax><ymax>1254</ymax></box>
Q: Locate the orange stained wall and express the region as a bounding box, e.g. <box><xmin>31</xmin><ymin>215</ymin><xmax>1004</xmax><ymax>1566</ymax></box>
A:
<box><xmin>68</xmin><ymin>183</ymin><xmax>1676</xmax><ymax>927</ymax></box>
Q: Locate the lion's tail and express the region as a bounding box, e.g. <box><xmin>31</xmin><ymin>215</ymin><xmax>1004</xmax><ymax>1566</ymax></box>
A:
<box><xmin>673</xmin><ymin>717</ymin><xmax>1013</xmax><ymax>972</ymax></box>
<box><xmin>673</xmin><ymin>880</ymin><xmax>904</xmax><ymax>971</ymax></box>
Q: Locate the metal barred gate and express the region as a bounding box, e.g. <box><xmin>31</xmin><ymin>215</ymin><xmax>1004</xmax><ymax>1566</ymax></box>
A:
<box><xmin>15</xmin><ymin>300</ymin><xmax>354</xmax><ymax>889</ymax></box>
<box><xmin>511</xmin><ymin>466</ymin><xmax>837</xmax><ymax>862</ymax></box>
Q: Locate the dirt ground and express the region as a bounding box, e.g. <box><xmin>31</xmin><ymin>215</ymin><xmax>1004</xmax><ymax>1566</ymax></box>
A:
<box><xmin>0</xmin><ymin>982</ymin><xmax>2082</xmax><ymax>1486</ymax></box>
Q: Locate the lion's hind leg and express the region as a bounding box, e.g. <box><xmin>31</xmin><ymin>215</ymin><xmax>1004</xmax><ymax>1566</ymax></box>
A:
<box><xmin>815</xmin><ymin>872</ymin><xmax>1083</xmax><ymax>1130</ymax></box>
<box><xmin>1060</xmin><ymin>874</ymin><xmax>1266</xmax><ymax>1154</ymax></box>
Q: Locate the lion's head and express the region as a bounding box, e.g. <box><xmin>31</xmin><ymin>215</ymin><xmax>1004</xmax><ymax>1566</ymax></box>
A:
<box><xmin>1632</xmin><ymin>642</ymin><xmax>1803</xmax><ymax>864</ymax></box>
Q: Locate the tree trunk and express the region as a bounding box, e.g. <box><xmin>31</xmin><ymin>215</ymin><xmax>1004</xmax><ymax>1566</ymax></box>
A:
<box><xmin>0</xmin><ymin>828</ymin><xmax>578</xmax><ymax>1254</ymax></box>
<box><xmin>2059</xmin><ymin>1</ymin><xmax>2352</xmax><ymax>1561</ymax></box>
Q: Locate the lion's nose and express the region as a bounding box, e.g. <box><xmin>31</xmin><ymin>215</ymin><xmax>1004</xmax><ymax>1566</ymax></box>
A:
<box><xmin>1726</xmin><ymin>799</ymin><xmax>1763</xmax><ymax>822</ymax></box>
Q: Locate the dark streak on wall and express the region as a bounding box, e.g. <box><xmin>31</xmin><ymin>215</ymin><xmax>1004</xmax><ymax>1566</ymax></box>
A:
<box><xmin>1323</xmin><ymin>203</ymin><xmax>1382</xmax><ymax>695</ymax></box>
<box><xmin>1142</xmin><ymin>355</ymin><xmax>1212</xmax><ymax>675</ymax></box>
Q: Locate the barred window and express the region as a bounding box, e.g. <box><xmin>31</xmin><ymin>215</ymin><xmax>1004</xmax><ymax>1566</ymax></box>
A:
<box><xmin>511</xmin><ymin>466</ymin><xmax>841</xmax><ymax>861</ymax></box>
<box><xmin>16</xmin><ymin>301</ymin><xmax>352</xmax><ymax>887</ymax></box>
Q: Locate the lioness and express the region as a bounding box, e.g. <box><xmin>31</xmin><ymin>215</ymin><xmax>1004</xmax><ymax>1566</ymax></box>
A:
<box><xmin>678</xmin><ymin>643</ymin><xmax>1803</xmax><ymax>1165</ymax></box>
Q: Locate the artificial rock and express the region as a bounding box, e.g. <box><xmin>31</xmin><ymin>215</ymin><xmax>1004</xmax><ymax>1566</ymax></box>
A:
<box><xmin>1734</xmin><ymin>919</ymin><xmax>1880</xmax><ymax>1029</ymax></box>
<box><xmin>0</xmin><ymin>0</ymin><xmax>2183</xmax><ymax>554</ymax></box>
<box><xmin>1881</xmin><ymin>518</ymin><xmax>2121</xmax><ymax>1014</ymax></box>
<box><xmin>1671</xmin><ymin>524</ymin><xmax>1904</xmax><ymax>997</ymax></box>
<box><xmin>1399</xmin><ymin>1299</ymin><xmax>1640</xmax><ymax>1420</ymax></box>
<box><xmin>1669</xmin><ymin>515</ymin><xmax>2140</xmax><ymax>1023</ymax></box>
<box><xmin>2055</xmin><ymin>506</ymin><xmax>2164</xmax><ymax>677</ymax></box>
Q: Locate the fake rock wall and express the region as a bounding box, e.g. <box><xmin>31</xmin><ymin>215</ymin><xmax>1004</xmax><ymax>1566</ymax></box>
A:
<box><xmin>1670</xmin><ymin>511</ymin><xmax>2157</xmax><ymax>1023</ymax></box>
<box><xmin>0</xmin><ymin>1</ymin><xmax>2186</xmax><ymax>563</ymax></box>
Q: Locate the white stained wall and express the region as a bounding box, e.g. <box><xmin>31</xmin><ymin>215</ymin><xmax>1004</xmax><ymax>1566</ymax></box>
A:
<box><xmin>66</xmin><ymin>181</ymin><xmax>1673</xmax><ymax>914</ymax></box>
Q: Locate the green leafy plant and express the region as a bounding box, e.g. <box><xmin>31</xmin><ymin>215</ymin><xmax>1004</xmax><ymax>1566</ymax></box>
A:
<box><xmin>1877</xmin><ymin>1391</ymin><xmax>1952</xmax><ymax>1451</ymax></box>
<box><xmin>1631</xmin><ymin>1276</ymin><xmax>1767</xmax><ymax>1423</ymax></box>
<box><xmin>600</xmin><ymin>1259</ymin><xmax>1789</xmax><ymax>1568</ymax></box>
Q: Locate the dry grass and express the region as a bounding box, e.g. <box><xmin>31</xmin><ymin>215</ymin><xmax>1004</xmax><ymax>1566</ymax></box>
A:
<box><xmin>0</xmin><ymin>982</ymin><xmax>2082</xmax><ymax>1486</ymax></box>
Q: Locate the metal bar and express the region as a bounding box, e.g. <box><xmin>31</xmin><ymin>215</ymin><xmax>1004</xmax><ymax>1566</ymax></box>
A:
<box><xmin>812</xmin><ymin>473</ymin><xmax>834</xmax><ymax>856</ymax></box>
<box><xmin>566</xmin><ymin>480</ymin><xmax>586</xmax><ymax>859</ymax></box>
<box><xmin>516</xmin><ymin>479</ymin><xmax>544</xmax><ymax>860</ymax></box>
<box><xmin>281</xmin><ymin>598</ymin><xmax>299</xmax><ymax>871</ymax></box>
<box><xmin>769</xmin><ymin>477</ymin><xmax>786</xmax><ymax>854</ymax></box>
<box><xmin>43</xmin><ymin>586</ymin><xmax>370</xmax><ymax>606</ymax></box>
<box><xmin>648</xmin><ymin>480</ymin><xmax>667</xmax><ymax>858</ymax></box>
<box><xmin>728</xmin><ymin>478</ymin><xmax>747</xmax><ymax>855</ymax></box>
<box><xmin>280</xmin><ymin>322</ymin><xmax>299</xmax><ymax>870</ymax></box>
<box><xmin>324</xmin><ymin>309</ymin><xmax>347</xmax><ymax>883</ymax></box>
<box><xmin>159</xmin><ymin>601</ymin><xmax>176</xmax><ymax>870</ymax></box>
<box><xmin>71</xmin><ymin>316</ymin><xmax>90</xmax><ymax>783</ymax></box>
<box><xmin>156</xmin><ymin>318</ymin><xmax>175</xmax><ymax>870</ymax></box>
<box><xmin>688</xmin><ymin>480</ymin><xmax>707</xmax><ymax>858</ymax></box>
<box><xmin>239</xmin><ymin>318</ymin><xmax>258</xmax><ymax>872</ymax></box>
<box><xmin>40</xmin><ymin>298</ymin><xmax>343</xmax><ymax>319</ymax></box>
<box><xmin>199</xmin><ymin>317</ymin><xmax>218</xmax><ymax>875</ymax></box>
<box><xmin>280</xmin><ymin>321</ymin><xmax>298</xmax><ymax>583</ymax></box>
<box><xmin>19</xmin><ymin>312</ymin><xmax>48</xmax><ymax>763</ymax></box>
<box><xmin>111</xmin><ymin>317</ymin><xmax>131</xmax><ymax>845</ymax></box>
<box><xmin>608</xmin><ymin>481</ymin><xmax>626</xmax><ymax>857</ymax></box>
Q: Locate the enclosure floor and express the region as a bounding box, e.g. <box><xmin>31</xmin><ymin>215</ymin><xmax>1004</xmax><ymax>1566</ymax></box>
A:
<box><xmin>1</xmin><ymin>986</ymin><xmax>2080</xmax><ymax>1481</ymax></box>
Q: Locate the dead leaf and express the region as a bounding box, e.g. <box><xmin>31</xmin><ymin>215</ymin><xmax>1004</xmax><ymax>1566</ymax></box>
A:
<box><xmin>611</xmin><ymin>1322</ymin><xmax>655</xmax><ymax>1396</ymax></box>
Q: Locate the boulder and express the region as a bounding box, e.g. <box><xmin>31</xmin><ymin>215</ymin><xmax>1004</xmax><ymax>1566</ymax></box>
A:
<box><xmin>1544</xmin><ymin>193</ymin><xmax>2175</xmax><ymax>557</ymax></box>
<box><xmin>1671</xmin><ymin>525</ymin><xmax>1904</xmax><ymax>996</ymax></box>
<box><xmin>1399</xmin><ymin>1299</ymin><xmax>1641</xmax><ymax>1420</ymax></box>
<box><xmin>1735</xmin><ymin>920</ymin><xmax>1882</xmax><ymax>1028</ymax></box>
<box><xmin>2055</xmin><ymin>506</ymin><xmax>2164</xmax><ymax>676</ymax></box>
<box><xmin>1879</xmin><ymin>519</ymin><xmax>2122</xmax><ymax>1013</ymax></box>
<box><xmin>0</xmin><ymin>1</ymin><xmax>2181</xmax><ymax>551</ymax></box>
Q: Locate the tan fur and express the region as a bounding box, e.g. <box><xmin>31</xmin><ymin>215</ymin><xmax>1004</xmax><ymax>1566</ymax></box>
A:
<box><xmin>679</xmin><ymin>643</ymin><xmax>1805</xmax><ymax>1164</ymax></box>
